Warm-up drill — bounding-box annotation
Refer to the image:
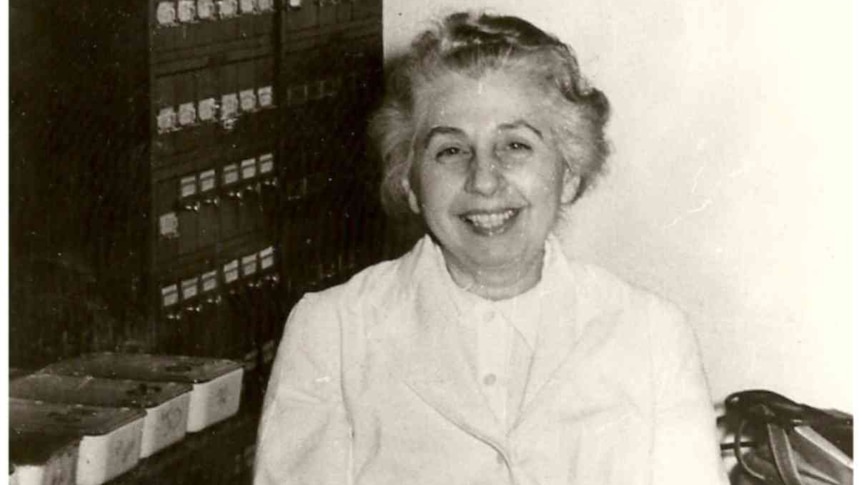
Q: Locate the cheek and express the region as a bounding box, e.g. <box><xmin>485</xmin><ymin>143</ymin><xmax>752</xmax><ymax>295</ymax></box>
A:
<box><xmin>415</xmin><ymin>165</ymin><xmax>462</xmax><ymax>210</ymax></box>
<box><xmin>523</xmin><ymin>160</ymin><xmax>566</xmax><ymax>203</ymax></box>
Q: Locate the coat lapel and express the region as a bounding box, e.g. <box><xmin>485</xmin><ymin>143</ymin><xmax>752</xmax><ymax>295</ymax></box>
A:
<box><xmin>513</xmin><ymin>252</ymin><xmax>606</xmax><ymax>430</ymax></box>
<box><xmin>392</xmin><ymin>238</ymin><xmax>508</xmax><ymax>451</ymax></box>
<box><xmin>515</xmin><ymin>294</ymin><xmax>581</xmax><ymax>424</ymax></box>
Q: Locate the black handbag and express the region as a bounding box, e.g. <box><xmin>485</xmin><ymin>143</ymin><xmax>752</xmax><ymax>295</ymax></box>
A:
<box><xmin>723</xmin><ymin>390</ymin><xmax>853</xmax><ymax>485</ymax></box>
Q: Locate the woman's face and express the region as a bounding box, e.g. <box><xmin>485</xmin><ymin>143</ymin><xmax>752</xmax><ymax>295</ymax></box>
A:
<box><xmin>407</xmin><ymin>70</ymin><xmax>580</xmax><ymax>280</ymax></box>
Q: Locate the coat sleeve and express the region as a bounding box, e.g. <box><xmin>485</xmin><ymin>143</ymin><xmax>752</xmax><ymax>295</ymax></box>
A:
<box><xmin>254</xmin><ymin>293</ymin><xmax>352</xmax><ymax>485</ymax></box>
<box><xmin>649</xmin><ymin>299</ymin><xmax>730</xmax><ymax>485</ymax></box>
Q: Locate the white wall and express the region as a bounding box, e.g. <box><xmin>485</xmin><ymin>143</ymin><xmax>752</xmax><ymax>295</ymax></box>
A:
<box><xmin>383</xmin><ymin>0</ymin><xmax>853</xmax><ymax>409</ymax></box>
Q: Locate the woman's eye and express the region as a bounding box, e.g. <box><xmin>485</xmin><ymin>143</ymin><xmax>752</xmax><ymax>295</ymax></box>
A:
<box><xmin>435</xmin><ymin>146</ymin><xmax>469</xmax><ymax>162</ymax></box>
<box><xmin>497</xmin><ymin>141</ymin><xmax>533</xmax><ymax>162</ymax></box>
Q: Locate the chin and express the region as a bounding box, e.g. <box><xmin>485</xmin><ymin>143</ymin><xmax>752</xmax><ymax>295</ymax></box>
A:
<box><xmin>464</xmin><ymin>240</ymin><xmax>535</xmax><ymax>269</ymax></box>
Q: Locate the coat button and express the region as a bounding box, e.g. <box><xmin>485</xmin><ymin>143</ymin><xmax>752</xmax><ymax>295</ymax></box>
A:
<box><xmin>482</xmin><ymin>373</ymin><xmax>497</xmax><ymax>386</ymax></box>
<box><xmin>496</xmin><ymin>453</ymin><xmax>506</xmax><ymax>465</ymax></box>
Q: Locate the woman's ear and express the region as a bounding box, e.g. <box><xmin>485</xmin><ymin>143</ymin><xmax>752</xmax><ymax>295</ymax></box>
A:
<box><xmin>560</xmin><ymin>169</ymin><xmax>581</xmax><ymax>205</ymax></box>
<box><xmin>403</xmin><ymin>178</ymin><xmax>421</xmax><ymax>214</ymax></box>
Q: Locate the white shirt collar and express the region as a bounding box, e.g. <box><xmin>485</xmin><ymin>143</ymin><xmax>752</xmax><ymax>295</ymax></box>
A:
<box><xmin>428</xmin><ymin>235</ymin><xmax>569</xmax><ymax>350</ymax></box>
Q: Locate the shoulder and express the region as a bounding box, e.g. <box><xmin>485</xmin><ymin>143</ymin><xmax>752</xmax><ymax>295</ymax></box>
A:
<box><xmin>291</xmin><ymin>237</ymin><xmax>426</xmax><ymax>322</ymax></box>
<box><xmin>277</xmin><ymin>250</ymin><xmax>414</xmax><ymax>361</ymax></box>
<box><xmin>565</xmin><ymin>258</ymin><xmax>688</xmax><ymax>337</ymax></box>
<box><xmin>563</xmin><ymin>260</ymin><xmax>704</xmax><ymax>395</ymax></box>
<box><xmin>566</xmin><ymin>258</ymin><xmax>679</xmax><ymax>311</ymax></box>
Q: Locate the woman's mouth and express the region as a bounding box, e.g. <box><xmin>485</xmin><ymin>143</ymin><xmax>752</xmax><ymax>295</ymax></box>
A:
<box><xmin>460</xmin><ymin>208</ymin><xmax>520</xmax><ymax>236</ymax></box>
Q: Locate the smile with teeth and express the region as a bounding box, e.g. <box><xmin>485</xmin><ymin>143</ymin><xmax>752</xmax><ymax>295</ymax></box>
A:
<box><xmin>461</xmin><ymin>209</ymin><xmax>518</xmax><ymax>231</ymax></box>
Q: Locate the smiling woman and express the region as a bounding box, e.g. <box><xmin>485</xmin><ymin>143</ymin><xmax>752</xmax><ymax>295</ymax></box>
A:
<box><xmin>406</xmin><ymin>71</ymin><xmax>578</xmax><ymax>299</ymax></box>
<box><xmin>255</xmin><ymin>11</ymin><xmax>729</xmax><ymax>485</ymax></box>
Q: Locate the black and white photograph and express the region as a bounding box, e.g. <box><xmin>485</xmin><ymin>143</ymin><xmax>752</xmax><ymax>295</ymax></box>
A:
<box><xmin>4</xmin><ymin>0</ymin><xmax>855</xmax><ymax>484</ymax></box>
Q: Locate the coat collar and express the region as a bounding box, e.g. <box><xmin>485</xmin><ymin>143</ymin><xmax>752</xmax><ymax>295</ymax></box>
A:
<box><xmin>387</xmin><ymin>235</ymin><xmax>608</xmax><ymax>446</ymax></box>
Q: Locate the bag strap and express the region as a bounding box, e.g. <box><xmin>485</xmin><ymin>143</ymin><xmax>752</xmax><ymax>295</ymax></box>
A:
<box><xmin>766</xmin><ymin>421</ymin><xmax>805</xmax><ymax>485</ymax></box>
<box><xmin>734</xmin><ymin>417</ymin><xmax>770</xmax><ymax>482</ymax></box>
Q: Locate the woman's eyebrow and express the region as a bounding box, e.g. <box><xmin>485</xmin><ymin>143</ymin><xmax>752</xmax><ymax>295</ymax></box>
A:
<box><xmin>498</xmin><ymin>119</ymin><xmax>544</xmax><ymax>139</ymax></box>
<box><xmin>422</xmin><ymin>126</ymin><xmax>464</xmax><ymax>148</ymax></box>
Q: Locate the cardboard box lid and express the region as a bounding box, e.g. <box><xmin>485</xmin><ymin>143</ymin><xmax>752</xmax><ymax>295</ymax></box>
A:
<box><xmin>13</xmin><ymin>374</ymin><xmax>192</xmax><ymax>409</ymax></box>
<box><xmin>42</xmin><ymin>353</ymin><xmax>243</xmax><ymax>384</ymax></box>
<box><xmin>10</xmin><ymin>398</ymin><xmax>146</xmax><ymax>437</ymax></box>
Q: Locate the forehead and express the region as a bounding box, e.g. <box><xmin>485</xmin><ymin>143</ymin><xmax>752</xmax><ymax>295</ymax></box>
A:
<box><xmin>414</xmin><ymin>70</ymin><xmax>552</xmax><ymax>133</ymax></box>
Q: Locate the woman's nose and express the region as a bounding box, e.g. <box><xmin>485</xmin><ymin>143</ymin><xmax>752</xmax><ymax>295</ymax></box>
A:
<box><xmin>464</xmin><ymin>152</ymin><xmax>503</xmax><ymax>196</ymax></box>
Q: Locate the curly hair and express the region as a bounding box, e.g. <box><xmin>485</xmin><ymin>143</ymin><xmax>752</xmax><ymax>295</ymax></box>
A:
<box><xmin>370</xmin><ymin>11</ymin><xmax>611</xmax><ymax>218</ymax></box>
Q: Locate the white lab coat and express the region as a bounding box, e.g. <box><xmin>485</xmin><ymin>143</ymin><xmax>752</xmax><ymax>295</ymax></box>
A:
<box><xmin>254</xmin><ymin>236</ymin><xmax>729</xmax><ymax>485</ymax></box>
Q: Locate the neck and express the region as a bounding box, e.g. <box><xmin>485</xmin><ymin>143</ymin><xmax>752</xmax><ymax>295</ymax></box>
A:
<box><xmin>442</xmin><ymin>249</ymin><xmax>545</xmax><ymax>301</ymax></box>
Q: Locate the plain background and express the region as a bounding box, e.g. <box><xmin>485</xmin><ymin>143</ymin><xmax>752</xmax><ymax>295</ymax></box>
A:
<box><xmin>382</xmin><ymin>0</ymin><xmax>853</xmax><ymax>410</ymax></box>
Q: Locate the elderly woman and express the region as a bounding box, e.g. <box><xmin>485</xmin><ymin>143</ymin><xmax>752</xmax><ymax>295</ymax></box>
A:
<box><xmin>255</xmin><ymin>11</ymin><xmax>728</xmax><ymax>485</ymax></box>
